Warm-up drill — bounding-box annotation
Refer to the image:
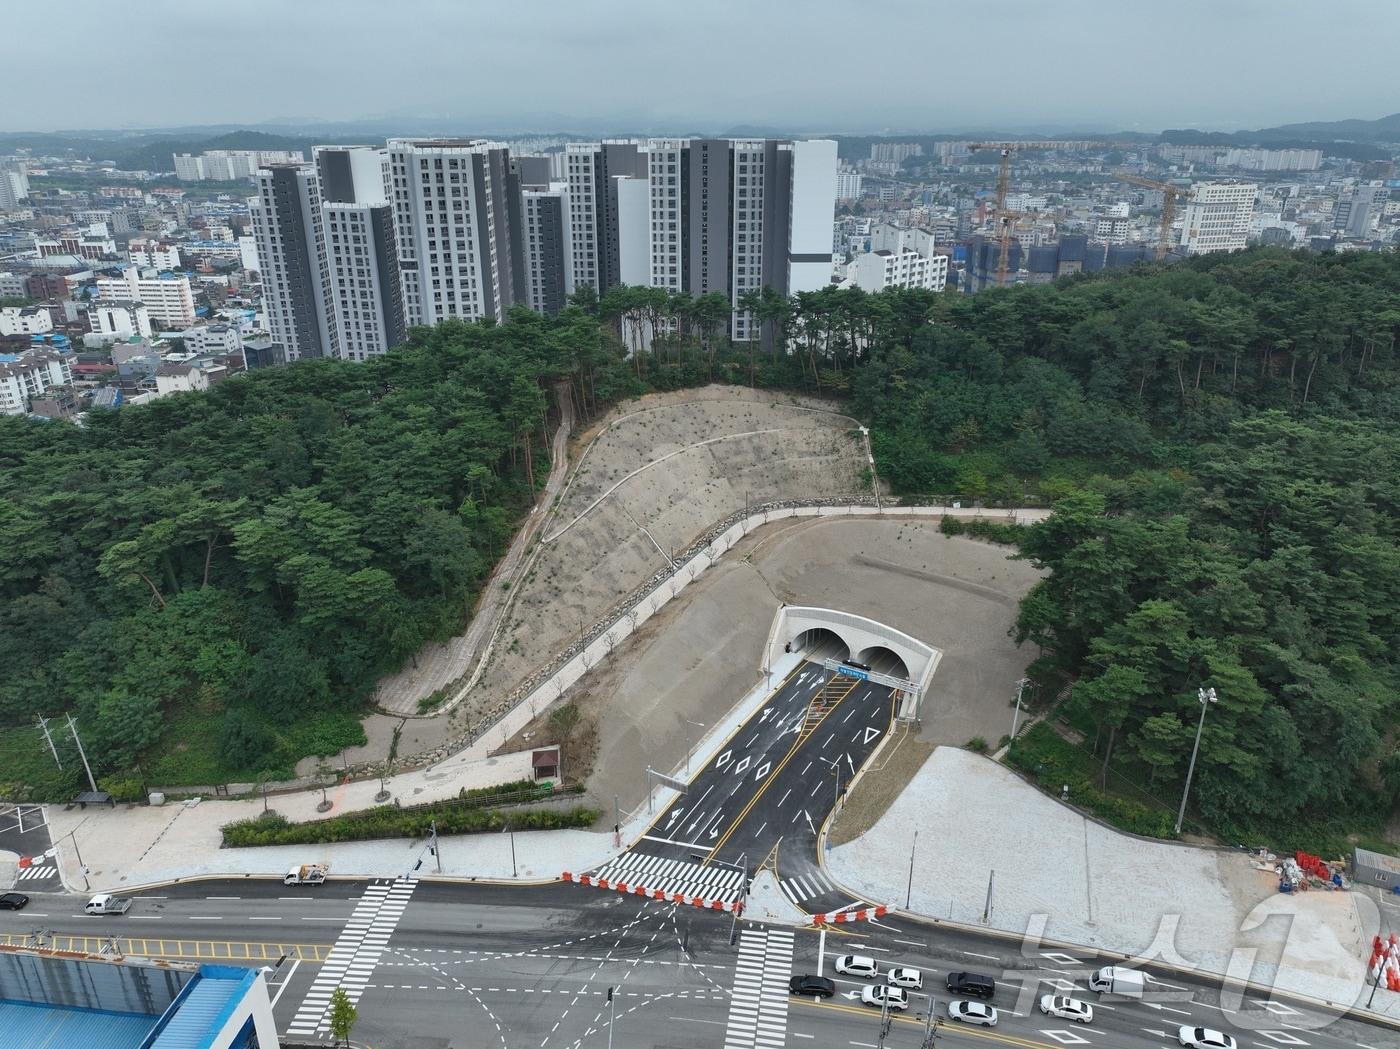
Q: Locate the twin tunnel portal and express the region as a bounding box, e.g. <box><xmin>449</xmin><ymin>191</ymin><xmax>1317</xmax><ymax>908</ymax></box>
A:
<box><xmin>572</xmin><ymin>607</ymin><xmax>941</xmax><ymax>924</ymax></box>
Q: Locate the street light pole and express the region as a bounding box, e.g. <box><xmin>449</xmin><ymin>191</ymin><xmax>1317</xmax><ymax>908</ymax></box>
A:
<box><xmin>1174</xmin><ymin>687</ymin><xmax>1218</xmax><ymax>835</ymax></box>
<box><xmin>683</xmin><ymin>719</ymin><xmax>704</xmax><ymax>772</ymax></box>
<box><xmin>1010</xmin><ymin>677</ymin><xmax>1029</xmax><ymax>740</ymax></box>
<box><xmin>905</xmin><ymin>829</ymin><xmax>918</xmax><ymax>909</ymax></box>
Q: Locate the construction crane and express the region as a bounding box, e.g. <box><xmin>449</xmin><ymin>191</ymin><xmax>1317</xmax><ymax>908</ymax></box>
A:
<box><xmin>1113</xmin><ymin>172</ymin><xmax>1193</xmax><ymax>260</ymax></box>
<box><xmin>969</xmin><ymin>142</ymin><xmax>1023</xmax><ymax>287</ymax></box>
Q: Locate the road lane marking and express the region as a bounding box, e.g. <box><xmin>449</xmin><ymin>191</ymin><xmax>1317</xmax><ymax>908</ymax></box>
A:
<box><xmin>962</xmin><ymin>951</ymin><xmax>998</xmax><ymax>960</ymax></box>
<box><xmin>641</xmin><ymin>834</ymin><xmax>714</xmax><ymax>850</ymax></box>
<box><xmin>778</xmin><ymin>789</ymin><xmax>792</xmax><ymax>807</ymax></box>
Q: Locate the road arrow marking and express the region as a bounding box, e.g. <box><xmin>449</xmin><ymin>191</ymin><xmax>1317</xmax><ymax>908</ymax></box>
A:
<box><xmin>846</xmin><ymin>752</ymin><xmax>856</xmax><ymax>773</ymax></box>
<box><xmin>804</xmin><ymin>810</ymin><xmax>815</xmax><ymax>834</ymax></box>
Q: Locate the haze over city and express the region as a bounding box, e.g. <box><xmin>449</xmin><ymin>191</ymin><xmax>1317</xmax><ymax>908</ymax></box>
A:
<box><xmin>4</xmin><ymin>4</ymin><xmax>1400</xmax><ymax>1049</ymax></box>
<box><xmin>6</xmin><ymin>0</ymin><xmax>1400</xmax><ymax>133</ymax></box>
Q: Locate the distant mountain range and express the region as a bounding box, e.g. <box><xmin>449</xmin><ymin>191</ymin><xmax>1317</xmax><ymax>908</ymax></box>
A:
<box><xmin>2</xmin><ymin>111</ymin><xmax>1396</xmax><ymax>171</ymax></box>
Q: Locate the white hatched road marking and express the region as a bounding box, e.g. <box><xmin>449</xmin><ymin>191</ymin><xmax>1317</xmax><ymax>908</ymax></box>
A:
<box><xmin>778</xmin><ymin>869</ymin><xmax>837</xmax><ymax>907</ymax></box>
<box><xmin>592</xmin><ymin>851</ymin><xmax>745</xmax><ymax>903</ymax></box>
<box><xmin>285</xmin><ymin>877</ymin><xmax>417</xmax><ymax>1035</ymax></box>
<box><xmin>723</xmin><ymin>927</ymin><xmax>793</xmax><ymax>1049</ymax></box>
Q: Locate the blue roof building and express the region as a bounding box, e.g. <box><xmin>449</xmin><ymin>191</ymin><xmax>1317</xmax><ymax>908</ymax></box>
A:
<box><xmin>0</xmin><ymin>948</ymin><xmax>279</xmax><ymax>1049</ymax></box>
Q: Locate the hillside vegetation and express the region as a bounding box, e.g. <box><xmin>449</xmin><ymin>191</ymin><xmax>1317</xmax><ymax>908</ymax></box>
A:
<box><xmin>0</xmin><ymin>309</ymin><xmax>630</xmax><ymax>794</ymax></box>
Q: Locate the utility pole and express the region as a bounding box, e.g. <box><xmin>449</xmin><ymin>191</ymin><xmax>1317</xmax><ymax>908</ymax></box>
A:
<box><xmin>1174</xmin><ymin>687</ymin><xmax>1218</xmax><ymax>835</ymax></box>
<box><xmin>920</xmin><ymin>998</ymin><xmax>940</xmax><ymax>1048</ymax></box>
<box><xmin>905</xmin><ymin>829</ymin><xmax>919</xmax><ymax>909</ymax></box>
<box><xmin>65</xmin><ymin>714</ymin><xmax>98</xmax><ymax>794</ymax></box>
<box><xmin>1010</xmin><ymin>677</ymin><xmax>1029</xmax><ymax>740</ymax></box>
<box><xmin>37</xmin><ymin>716</ymin><xmax>62</xmax><ymax>769</ymax></box>
<box><xmin>431</xmin><ymin>819</ymin><xmax>442</xmax><ymax>874</ymax></box>
<box><xmin>876</xmin><ymin>990</ymin><xmax>892</xmax><ymax>1049</ymax></box>
<box><xmin>982</xmin><ymin>869</ymin><xmax>995</xmax><ymax>924</ymax></box>
<box><xmin>613</xmin><ymin>794</ymin><xmax>621</xmax><ymax>848</ymax></box>
<box><xmin>506</xmin><ymin>819</ymin><xmax>517</xmax><ymax>878</ymax></box>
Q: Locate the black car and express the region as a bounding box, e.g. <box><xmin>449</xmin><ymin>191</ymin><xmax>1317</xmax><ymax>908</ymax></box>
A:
<box><xmin>946</xmin><ymin>971</ymin><xmax>996</xmax><ymax>999</ymax></box>
<box><xmin>0</xmin><ymin>893</ymin><xmax>30</xmax><ymax>910</ymax></box>
<box><xmin>789</xmin><ymin>974</ymin><xmax>837</xmax><ymax>998</ymax></box>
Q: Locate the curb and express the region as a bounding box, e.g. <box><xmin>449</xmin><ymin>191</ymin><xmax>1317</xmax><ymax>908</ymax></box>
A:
<box><xmin>562</xmin><ymin>871</ymin><xmax>741</xmax><ymax>912</ymax></box>
<box><xmin>811</xmin><ymin>755</ymin><xmax>1400</xmax><ymax>1033</ymax></box>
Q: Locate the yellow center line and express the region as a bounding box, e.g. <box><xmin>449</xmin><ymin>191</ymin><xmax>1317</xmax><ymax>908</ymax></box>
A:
<box><xmin>705</xmin><ymin>672</ymin><xmax>862</xmax><ymax>863</ymax></box>
<box><xmin>789</xmin><ymin>998</ymin><xmax>1066</xmax><ymax>1049</ymax></box>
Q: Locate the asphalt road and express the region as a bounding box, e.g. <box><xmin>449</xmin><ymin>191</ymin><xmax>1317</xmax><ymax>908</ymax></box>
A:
<box><xmin>0</xmin><ymin>803</ymin><xmax>60</xmax><ymax>890</ymax></box>
<box><xmin>3</xmin><ymin>881</ymin><xmax>1393</xmax><ymax>1049</ymax></box>
<box><xmin>591</xmin><ymin>660</ymin><xmax>897</xmax><ymax>915</ymax></box>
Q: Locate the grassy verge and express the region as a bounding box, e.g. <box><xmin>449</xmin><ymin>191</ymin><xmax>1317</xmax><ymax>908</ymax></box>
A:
<box><xmin>1005</xmin><ymin>722</ymin><xmax>1177</xmax><ymax>839</ymax></box>
<box><xmin>221</xmin><ymin>779</ymin><xmax>592</xmax><ymax>846</ymax></box>
<box><xmin>938</xmin><ymin>516</ymin><xmax>1025</xmax><ymax>547</ymax></box>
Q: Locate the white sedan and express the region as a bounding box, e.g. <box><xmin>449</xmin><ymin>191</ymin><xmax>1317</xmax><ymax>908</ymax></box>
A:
<box><xmin>1178</xmin><ymin>1027</ymin><xmax>1237</xmax><ymax>1049</ymax></box>
<box><xmin>860</xmin><ymin>985</ymin><xmax>910</xmax><ymax>1011</ymax></box>
<box><xmin>1039</xmin><ymin>995</ymin><xmax>1093</xmax><ymax>1023</ymax></box>
<box><xmin>948</xmin><ymin>999</ymin><xmax>998</xmax><ymax>1027</ymax></box>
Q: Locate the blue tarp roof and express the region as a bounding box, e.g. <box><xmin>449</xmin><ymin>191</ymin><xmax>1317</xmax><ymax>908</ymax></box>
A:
<box><xmin>0</xmin><ymin>1000</ymin><xmax>157</xmax><ymax>1049</ymax></box>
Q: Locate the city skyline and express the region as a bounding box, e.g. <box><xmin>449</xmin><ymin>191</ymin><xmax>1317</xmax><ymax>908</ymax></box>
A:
<box><xmin>6</xmin><ymin>0</ymin><xmax>1399</xmax><ymax>134</ymax></box>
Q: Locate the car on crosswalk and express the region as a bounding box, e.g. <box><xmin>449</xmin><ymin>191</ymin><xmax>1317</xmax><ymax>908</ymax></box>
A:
<box><xmin>1177</xmin><ymin>1027</ymin><xmax>1236</xmax><ymax>1049</ymax></box>
<box><xmin>886</xmin><ymin>967</ymin><xmax>923</xmax><ymax>989</ymax></box>
<box><xmin>1039</xmin><ymin>995</ymin><xmax>1093</xmax><ymax>1023</ymax></box>
<box><xmin>835</xmin><ymin>955</ymin><xmax>879</xmax><ymax>978</ymax></box>
<box><xmin>860</xmin><ymin>985</ymin><xmax>910</xmax><ymax>1011</ymax></box>
<box><xmin>948</xmin><ymin>999</ymin><xmax>999</xmax><ymax>1027</ymax></box>
<box><xmin>0</xmin><ymin>893</ymin><xmax>29</xmax><ymax>910</ymax></box>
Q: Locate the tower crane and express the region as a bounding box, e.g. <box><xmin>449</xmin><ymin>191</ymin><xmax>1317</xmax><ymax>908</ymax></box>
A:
<box><xmin>1113</xmin><ymin>172</ymin><xmax>1193</xmax><ymax>260</ymax></box>
<box><xmin>968</xmin><ymin>142</ymin><xmax>1024</xmax><ymax>287</ymax></box>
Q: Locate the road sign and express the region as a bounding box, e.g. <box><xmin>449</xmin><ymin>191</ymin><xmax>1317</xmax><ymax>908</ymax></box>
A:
<box><xmin>646</xmin><ymin>767</ymin><xmax>689</xmax><ymax>793</ymax></box>
<box><xmin>836</xmin><ymin>665</ymin><xmax>869</xmax><ymax>681</ymax></box>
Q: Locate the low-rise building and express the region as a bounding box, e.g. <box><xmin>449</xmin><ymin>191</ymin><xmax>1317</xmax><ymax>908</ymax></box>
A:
<box><xmin>90</xmin><ymin>301</ymin><xmax>153</xmax><ymax>341</ymax></box>
<box><xmin>0</xmin><ymin>305</ymin><xmax>54</xmax><ymax>336</ymax></box>
<box><xmin>0</xmin><ymin>347</ymin><xmax>74</xmax><ymax>415</ymax></box>
<box><xmin>182</xmin><ymin>323</ymin><xmax>240</xmax><ymax>355</ymax></box>
<box><xmin>127</xmin><ymin>237</ymin><xmax>181</xmax><ymax>270</ymax></box>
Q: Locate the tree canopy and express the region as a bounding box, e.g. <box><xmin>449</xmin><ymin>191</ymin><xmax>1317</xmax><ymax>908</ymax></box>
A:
<box><xmin>0</xmin><ymin>305</ymin><xmax>632</xmax><ymax>791</ymax></box>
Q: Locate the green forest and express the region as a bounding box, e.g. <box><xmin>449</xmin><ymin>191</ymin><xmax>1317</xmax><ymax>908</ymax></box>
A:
<box><xmin>3</xmin><ymin>245</ymin><xmax>1399</xmax><ymax>853</ymax></box>
<box><xmin>0</xmin><ymin>308</ymin><xmax>632</xmax><ymax>794</ymax></box>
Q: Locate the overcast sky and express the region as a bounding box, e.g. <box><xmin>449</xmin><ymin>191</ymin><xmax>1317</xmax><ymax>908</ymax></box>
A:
<box><xmin>10</xmin><ymin>0</ymin><xmax>1398</xmax><ymax>134</ymax></box>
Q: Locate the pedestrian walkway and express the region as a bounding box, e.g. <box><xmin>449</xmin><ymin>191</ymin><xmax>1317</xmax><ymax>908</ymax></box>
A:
<box><xmin>590</xmin><ymin>850</ymin><xmax>746</xmax><ymax>904</ymax></box>
<box><xmin>0</xmin><ymin>932</ymin><xmax>332</xmax><ymax>963</ymax></box>
<box><xmin>13</xmin><ymin>857</ymin><xmax>59</xmax><ymax>884</ymax></box>
<box><xmin>723</xmin><ymin>927</ymin><xmax>794</xmax><ymax>1049</ymax></box>
<box><xmin>285</xmin><ymin>876</ymin><xmax>417</xmax><ymax>1037</ymax></box>
<box><xmin>777</xmin><ymin>869</ymin><xmax>839</xmax><ymax>908</ymax></box>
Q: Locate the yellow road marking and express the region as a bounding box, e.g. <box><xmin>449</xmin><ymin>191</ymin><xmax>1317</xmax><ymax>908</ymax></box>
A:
<box><xmin>633</xmin><ymin>660</ymin><xmax>810</xmax><ymax>843</ymax></box>
<box><xmin>0</xmin><ymin>933</ymin><xmax>331</xmax><ymax>963</ymax></box>
<box><xmin>789</xmin><ymin>998</ymin><xmax>1064</xmax><ymax>1049</ymax></box>
<box><xmin>705</xmin><ymin>672</ymin><xmax>867</xmax><ymax>862</ymax></box>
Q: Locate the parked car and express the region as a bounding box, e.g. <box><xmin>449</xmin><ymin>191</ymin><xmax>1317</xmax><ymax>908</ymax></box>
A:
<box><xmin>948</xmin><ymin>1000</ymin><xmax>999</xmax><ymax>1027</ymax></box>
<box><xmin>834</xmin><ymin>955</ymin><xmax>879</xmax><ymax>979</ymax></box>
<box><xmin>789</xmin><ymin>975</ymin><xmax>836</xmax><ymax>998</ymax></box>
<box><xmin>886</xmin><ymin>967</ymin><xmax>923</xmax><ymax>989</ymax></box>
<box><xmin>945</xmin><ymin>971</ymin><xmax>996</xmax><ymax>999</ymax></box>
<box><xmin>1039</xmin><ymin>995</ymin><xmax>1093</xmax><ymax>1023</ymax></box>
<box><xmin>1178</xmin><ymin>1028</ymin><xmax>1237</xmax><ymax>1049</ymax></box>
<box><xmin>860</xmin><ymin>985</ymin><xmax>909</xmax><ymax>1011</ymax></box>
<box><xmin>0</xmin><ymin>893</ymin><xmax>29</xmax><ymax>910</ymax></box>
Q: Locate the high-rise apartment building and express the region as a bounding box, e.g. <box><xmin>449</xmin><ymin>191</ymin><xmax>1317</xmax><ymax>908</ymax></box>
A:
<box><xmin>835</xmin><ymin>170</ymin><xmax>864</xmax><ymax>200</ymax></box>
<box><xmin>1179</xmin><ymin>182</ymin><xmax>1257</xmax><ymax>255</ymax></box>
<box><xmin>0</xmin><ymin>167</ymin><xmax>31</xmax><ymax>208</ymax></box>
<box><xmin>250</xmin><ymin>164</ymin><xmax>339</xmax><ymax>360</ymax></box>
<box><xmin>95</xmin><ymin>267</ymin><xmax>196</xmax><ymax>328</ymax></box>
<box><xmin>1335</xmin><ymin>182</ymin><xmax>1388</xmax><ymax>239</ymax></box>
<box><xmin>386</xmin><ymin>139</ymin><xmax>522</xmax><ymax>326</ymax></box>
<box><xmin>316</xmin><ymin>147</ymin><xmax>406</xmax><ymax>360</ymax></box>
<box><xmin>563</xmin><ymin>141</ymin><xmax>649</xmax><ymax>295</ymax></box>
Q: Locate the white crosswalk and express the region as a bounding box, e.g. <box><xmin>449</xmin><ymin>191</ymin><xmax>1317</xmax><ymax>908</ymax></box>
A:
<box><xmin>592</xmin><ymin>850</ymin><xmax>746</xmax><ymax>903</ymax></box>
<box><xmin>15</xmin><ymin>861</ymin><xmax>57</xmax><ymax>882</ymax></box>
<box><xmin>777</xmin><ymin>869</ymin><xmax>839</xmax><ymax>906</ymax></box>
<box><xmin>724</xmin><ymin>927</ymin><xmax>794</xmax><ymax>1049</ymax></box>
<box><xmin>286</xmin><ymin>876</ymin><xmax>417</xmax><ymax>1036</ymax></box>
